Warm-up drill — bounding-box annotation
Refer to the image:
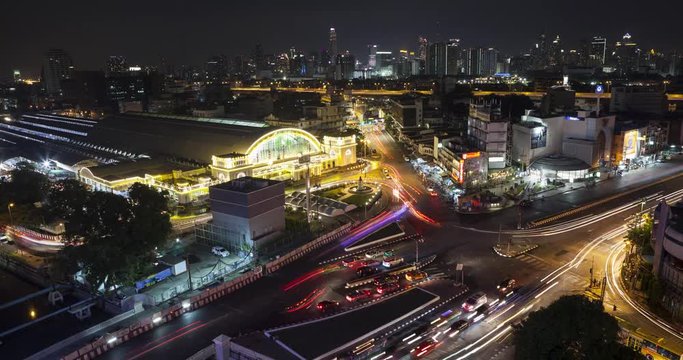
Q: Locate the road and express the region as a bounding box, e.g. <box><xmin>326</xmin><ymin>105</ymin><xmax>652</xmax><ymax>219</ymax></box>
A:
<box><xmin>40</xmin><ymin>128</ymin><xmax>683</xmax><ymax>360</ymax></box>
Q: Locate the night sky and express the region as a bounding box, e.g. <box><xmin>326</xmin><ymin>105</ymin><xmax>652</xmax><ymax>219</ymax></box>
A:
<box><xmin>2</xmin><ymin>0</ymin><xmax>682</xmax><ymax>80</ymax></box>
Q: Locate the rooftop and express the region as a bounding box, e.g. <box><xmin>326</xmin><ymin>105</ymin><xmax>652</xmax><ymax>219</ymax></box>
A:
<box><xmin>530</xmin><ymin>154</ymin><xmax>591</xmax><ymax>171</ymax></box>
<box><xmin>212</xmin><ymin>176</ymin><xmax>282</xmax><ymax>193</ymax></box>
<box><xmin>85</xmin><ymin>158</ymin><xmax>197</xmax><ymax>181</ymax></box>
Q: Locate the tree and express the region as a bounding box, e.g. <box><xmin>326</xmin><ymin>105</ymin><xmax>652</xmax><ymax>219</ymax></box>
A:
<box><xmin>514</xmin><ymin>295</ymin><xmax>644</xmax><ymax>360</ymax></box>
<box><xmin>46</xmin><ymin>179</ymin><xmax>90</xmax><ymax>227</ymax></box>
<box><xmin>5</xmin><ymin>164</ymin><xmax>49</xmax><ymax>205</ymax></box>
<box><xmin>57</xmin><ymin>184</ymin><xmax>172</xmax><ymax>294</ymax></box>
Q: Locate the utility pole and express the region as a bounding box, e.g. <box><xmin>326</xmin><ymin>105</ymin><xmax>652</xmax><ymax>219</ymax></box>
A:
<box><xmin>185</xmin><ymin>254</ymin><xmax>193</xmax><ymax>291</ymax></box>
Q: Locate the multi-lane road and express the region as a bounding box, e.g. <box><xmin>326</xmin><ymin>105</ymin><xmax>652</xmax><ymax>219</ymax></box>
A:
<box><xmin>47</xmin><ymin>128</ymin><xmax>683</xmax><ymax>360</ymax></box>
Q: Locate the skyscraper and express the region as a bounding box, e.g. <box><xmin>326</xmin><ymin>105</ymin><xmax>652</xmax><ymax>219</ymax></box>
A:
<box><xmin>43</xmin><ymin>48</ymin><xmax>74</xmax><ymax>95</ymax></box>
<box><xmin>446</xmin><ymin>39</ymin><xmax>461</xmax><ymax>75</ymax></box>
<box><xmin>614</xmin><ymin>33</ymin><xmax>640</xmax><ymax>75</ymax></box>
<box><xmin>106</xmin><ymin>56</ymin><xmax>128</xmax><ymax>74</ymax></box>
<box><xmin>329</xmin><ymin>28</ymin><xmax>338</xmax><ymax>60</ymax></box>
<box><xmin>426</xmin><ymin>42</ymin><xmax>447</xmax><ymax>76</ymax></box>
<box><xmin>335</xmin><ymin>52</ymin><xmax>355</xmax><ymax>80</ymax></box>
<box><xmin>418</xmin><ymin>36</ymin><xmax>428</xmax><ymax>61</ymax></box>
<box><xmin>368</xmin><ymin>44</ymin><xmax>378</xmax><ymax>68</ymax></box>
<box><xmin>590</xmin><ymin>36</ymin><xmax>607</xmax><ymax>66</ymax></box>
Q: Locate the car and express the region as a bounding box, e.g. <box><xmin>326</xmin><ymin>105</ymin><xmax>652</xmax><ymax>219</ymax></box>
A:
<box><xmin>316</xmin><ymin>300</ymin><xmax>339</xmax><ymax>312</ymax></box>
<box><xmin>357</xmin><ymin>259</ymin><xmax>381</xmax><ymax>267</ymax></box>
<box><xmin>341</xmin><ymin>256</ymin><xmax>364</xmax><ymax>267</ymax></box>
<box><xmin>376</xmin><ymin>281</ymin><xmax>401</xmax><ymax>294</ymax></box>
<box><xmin>519</xmin><ymin>199</ymin><xmax>533</xmax><ymax>207</ymax></box>
<box><xmin>346</xmin><ymin>289</ymin><xmax>373</xmax><ymax>302</ymax></box>
<box><xmin>374</xmin><ymin>275</ymin><xmax>400</xmax><ymax>287</ymax></box>
<box><xmin>382</xmin><ymin>256</ymin><xmax>404</xmax><ymax>268</ymax></box>
<box><xmin>383</xmin><ymin>249</ymin><xmax>395</xmax><ymax>258</ymax></box>
<box><xmin>385</xmin><ymin>174</ymin><xmax>392</xmax><ymax>180</ymax></box>
<box><xmin>413</xmin><ymin>339</ymin><xmax>438</xmax><ymax>357</ymax></box>
<box><xmin>365</xmin><ymin>249</ymin><xmax>383</xmax><ymax>259</ymax></box>
<box><xmin>428</xmin><ymin>190</ymin><xmax>438</xmax><ymax>197</ymax></box>
<box><xmin>211</xmin><ymin>246</ymin><xmax>230</xmax><ymax>257</ymax></box>
<box><xmin>497</xmin><ymin>278</ymin><xmax>517</xmax><ymax>294</ymax></box>
<box><xmin>472</xmin><ymin>304</ymin><xmax>490</xmax><ymax>322</ymax></box>
<box><xmin>356</xmin><ymin>266</ymin><xmax>379</xmax><ymax>278</ymax></box>
<box><xmin>449</xmin><ymin>320</ymin><xmax>470</xmax><ymax>337</ymax></box>
<box><xmin>462</xmin><ymin>292</ymin><xmax>487</xmax><ymax>312</ymax></box>
<box><xmin>405</xmin><ymin>271</ymin><xmax>427</xmax><ymax>282</ymax></box>
<box><xmin>404</xmin><ymin>156</ymin><xmax>410</xmax><ymax>162</ymax></box>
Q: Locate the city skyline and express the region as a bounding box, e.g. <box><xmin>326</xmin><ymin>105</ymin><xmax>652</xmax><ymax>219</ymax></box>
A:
<box><xmin>2</xmin><ymin>0</ymin><xmax>683</xmax><ymax>79</ymax></box>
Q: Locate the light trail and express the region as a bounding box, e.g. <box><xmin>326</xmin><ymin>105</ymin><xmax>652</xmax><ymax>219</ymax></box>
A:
<box><xmin>605</xmin><ymin>242</ymin><xmax>683</xmax><ymax>342</ymax></box>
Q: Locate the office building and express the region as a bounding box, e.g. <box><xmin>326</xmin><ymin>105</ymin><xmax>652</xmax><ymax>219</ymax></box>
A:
<box><xmin>652</xmin><ymin>201</ymin><xmax>683</xmax><ymax>320</ymax></box>
<box><xmin>426</xmin><ymin>40</ymin><xmax>461</xmax><ymax>76</ymax></box>
<box><xmin>205</xmin><ymin>55</ymin><xmax>228</xmax><ymax>83</ymax></box>
<box><xmin>43</xmin><ymin>48</ymin><xmax>75</xmax><ymax>96</ymax></box>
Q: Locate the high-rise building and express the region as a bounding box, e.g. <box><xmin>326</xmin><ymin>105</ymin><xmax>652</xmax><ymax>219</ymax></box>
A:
<box><xmin>614</xmin><ymin>33</ymin><xmax>640</xmax><ymax>75</ymax></box>
<box><xmin>531</xmin><ymin>33</ymin><xmax>549</xmax><ymax>70</ymax></box>
<box><xmin>335</xmin><ymin>52</ymin><xmax>355</xmax><ymax>80</ymax></box>
<box><xmin>549</xmin><ymin>35</ymin><xmax>562</xmax><ymax>67</ymax></box>
<box><xmin>427</xmin><ymin>42</ymin><xmax>447</xmax><ymax>76</ymax></box>
<box><xmin>329</xmin><ymin>28</ymin><xmax>338</xmax><ymax>60</ymax></box>
<box><xmin>589</xmin><ymin>36</ymin><xmax>607</xmax><ymax>66</ymax></box>
<box><xmin>481</xmin><ymin>48</ymin><xmax>499</xmax><ymax>76</ymax></box>
<box><xmin>107</xmin><ymin>56</ymin><xmax>128</xmax><ymax>74</ymax></box>
<box><xmin>367</xmin><ymin>44</ymin><xmax>378</xmax><ymax>68</ymax></box>
<box><xmin>446</xmin><ymin>39</ymin><xmax>461</xmax><ymax>75</ymax></box>
<box><xmin>205</xmin><ymin>55</ymin><xmax>227</xmax><ymax>83</ymax></box>
<box><xmin>418</xmin><ymin>36</ymin><xmax>429</xmax><ymax>61</ymax></box>
<box><xmin>376</xmin><ymin>51</ymin><xmax>394</xmax><ymax>77</ymax></box>
<box><xmin>42</xmin><ymin>48</ymin><xmax>74</xmax><ymax>95</ymax></box>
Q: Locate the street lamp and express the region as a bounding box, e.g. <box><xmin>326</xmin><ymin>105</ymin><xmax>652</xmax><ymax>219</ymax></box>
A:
<box><xmin>7</xmin><ymin>203</ymin><xmax>14</xmax><ymax>225</ymax></box>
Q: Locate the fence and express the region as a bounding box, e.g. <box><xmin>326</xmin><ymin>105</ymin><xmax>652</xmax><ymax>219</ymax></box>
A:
<box><xmin>60</xmin><ymin>222</ymin><xmax>356</xmax><ymax>360</ymax></box>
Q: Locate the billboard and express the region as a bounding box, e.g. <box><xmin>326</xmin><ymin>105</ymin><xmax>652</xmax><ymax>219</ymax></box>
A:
<box><xmin>623</xmin><ymin>130</ymin><xmax>639</xmax><ymax>160</ymax></box>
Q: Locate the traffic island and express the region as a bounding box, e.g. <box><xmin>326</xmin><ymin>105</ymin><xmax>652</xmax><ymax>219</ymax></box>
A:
<box><xmin>493</xmin><ymin>241</ymin><xmax>539</xmax><ymax>257</ymax></box>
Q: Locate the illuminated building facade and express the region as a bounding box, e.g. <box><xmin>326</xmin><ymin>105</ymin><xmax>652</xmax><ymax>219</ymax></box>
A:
<box><xmin>210</xmin><ymin>128</ymin><xmax>356</xmax><ymax>182</ymax></box>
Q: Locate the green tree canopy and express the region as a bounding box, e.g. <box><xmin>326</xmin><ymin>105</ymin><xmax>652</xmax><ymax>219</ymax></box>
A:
<box><xmin>2</xmin><ymin>163</ymin><xmax>49</xmax><ymax>206</ymax></box>
<box><xmin>55</xmin><ymin>184</ymin><xmax>171</xmax><ymax>293</ymax></box>
<box><xmin>514</xmin><ymin>295</ymin><xmax>644</xmax><ymax>360</ymax></box>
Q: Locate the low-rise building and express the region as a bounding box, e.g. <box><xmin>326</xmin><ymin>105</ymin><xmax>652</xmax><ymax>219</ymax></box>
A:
<box><xmin>209</xmin><ymin>177</ymin><xmax>286</xmax><ymax>251</ymax></box>
<box><xmin>467</xmin><ymin>103</ymin><xmax>510</xmax><ymax>169</ymax></box>
<box><xmin>388</xmin><ymin>95</ymin><xmax>423</xmax><ymax>129</ymax></box>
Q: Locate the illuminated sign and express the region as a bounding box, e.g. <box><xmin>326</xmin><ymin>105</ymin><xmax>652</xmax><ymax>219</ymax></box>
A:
<box><xmin>595</xmin><ymin>85</ymin><xmax>604</xmax><ymax>94</ymax></box>
<box><xmin>623</xmin><ymin>130</ymin><xmax>639</xmax><ymax>160</ymax></box>
<box><xmin>564</xmin><ymin>116</ymin><xmax>581</xmax><ymax>121</ymax></box>
<box><xmin>488</xmin><ymin>157</ymin><xmax>505</xmax><ymax>163</ymax></box>
<box><xmin>462</xmin><ymin>152</ymin><xmax>481</xmax><ymax>160</ymax></box>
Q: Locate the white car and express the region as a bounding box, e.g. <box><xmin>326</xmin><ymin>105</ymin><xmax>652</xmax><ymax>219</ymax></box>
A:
<box><xmin>404</xmin><ymin>156</ymin><xmax>410</xmax><ymax>162</ymax></box>
<box><xmin>211</xmin><ymin>246</ymin><xmax>230</xmax><ymax>257</ymax></box>
<box><xmin>462</xmin><ymin>292</ymin><xmax>488</xmax><ymax>312</ymax></box>
<box><xmin>382</xmin><ymin>256</ymin><xmax>404</xmax><ymax>268</ymax></box>
<box><xmin>365</xmin><ymin>250</ymin><xmax>383</xmax><ymax>259</ymax></box>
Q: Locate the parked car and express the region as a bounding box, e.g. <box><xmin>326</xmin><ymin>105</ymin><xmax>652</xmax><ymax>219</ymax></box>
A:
<box><xmin>462</xmin><ymin>292</ymin><xmax>487</xmax><ymax>312</ymax></box>
<box><xmin>316</xmin><ymin>300</ymin><xmax>339</xmax><ymax>312</ymax></box>
<box><xmin>211</xmin><ymin>246</ymin><xmax>230</xmax><ymax>257</ymax></box>
<box><xmin>346</xmin><ymin>289</ymin><xmax>373</xmax><ymax>302</ymax></box>
<box><xmin>365</xmin><ymin>250</ymin><xmax>383</xmax><ymax>259</ymax></box>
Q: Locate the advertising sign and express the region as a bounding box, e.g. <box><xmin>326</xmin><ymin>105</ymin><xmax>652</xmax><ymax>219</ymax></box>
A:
<box><xmin>623</xmin><ymin>130</ymin><xmax>639</xmax><ymax>160</ymax></box>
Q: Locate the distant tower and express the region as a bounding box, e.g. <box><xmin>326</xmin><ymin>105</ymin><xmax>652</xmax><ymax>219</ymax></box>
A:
<box><xmin>418</xmin><ymin>36</ymin><xmax>429</xmax><ymax>61</ymax></box>
<box><xmin>42</xmin><ymin>48</ymin><xmax>74</xmax><ymax>96</ymax></box>
<box><xmin>329</xmin><ymin>27</ymin><xmax>338</xmax><ymax>61</ymax></box>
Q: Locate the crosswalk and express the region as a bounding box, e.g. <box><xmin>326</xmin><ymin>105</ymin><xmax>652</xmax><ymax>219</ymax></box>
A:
<box><xmin>515</xmin><ymin>254</ymin><xmax>550</xmax><ymax>271</ymax></box>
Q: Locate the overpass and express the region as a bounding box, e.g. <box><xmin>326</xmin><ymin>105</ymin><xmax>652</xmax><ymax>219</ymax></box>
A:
<box><xmin>231</xmin><ymin>87</ymin><xmax>683</xmax><ymax>101</ymax></box>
